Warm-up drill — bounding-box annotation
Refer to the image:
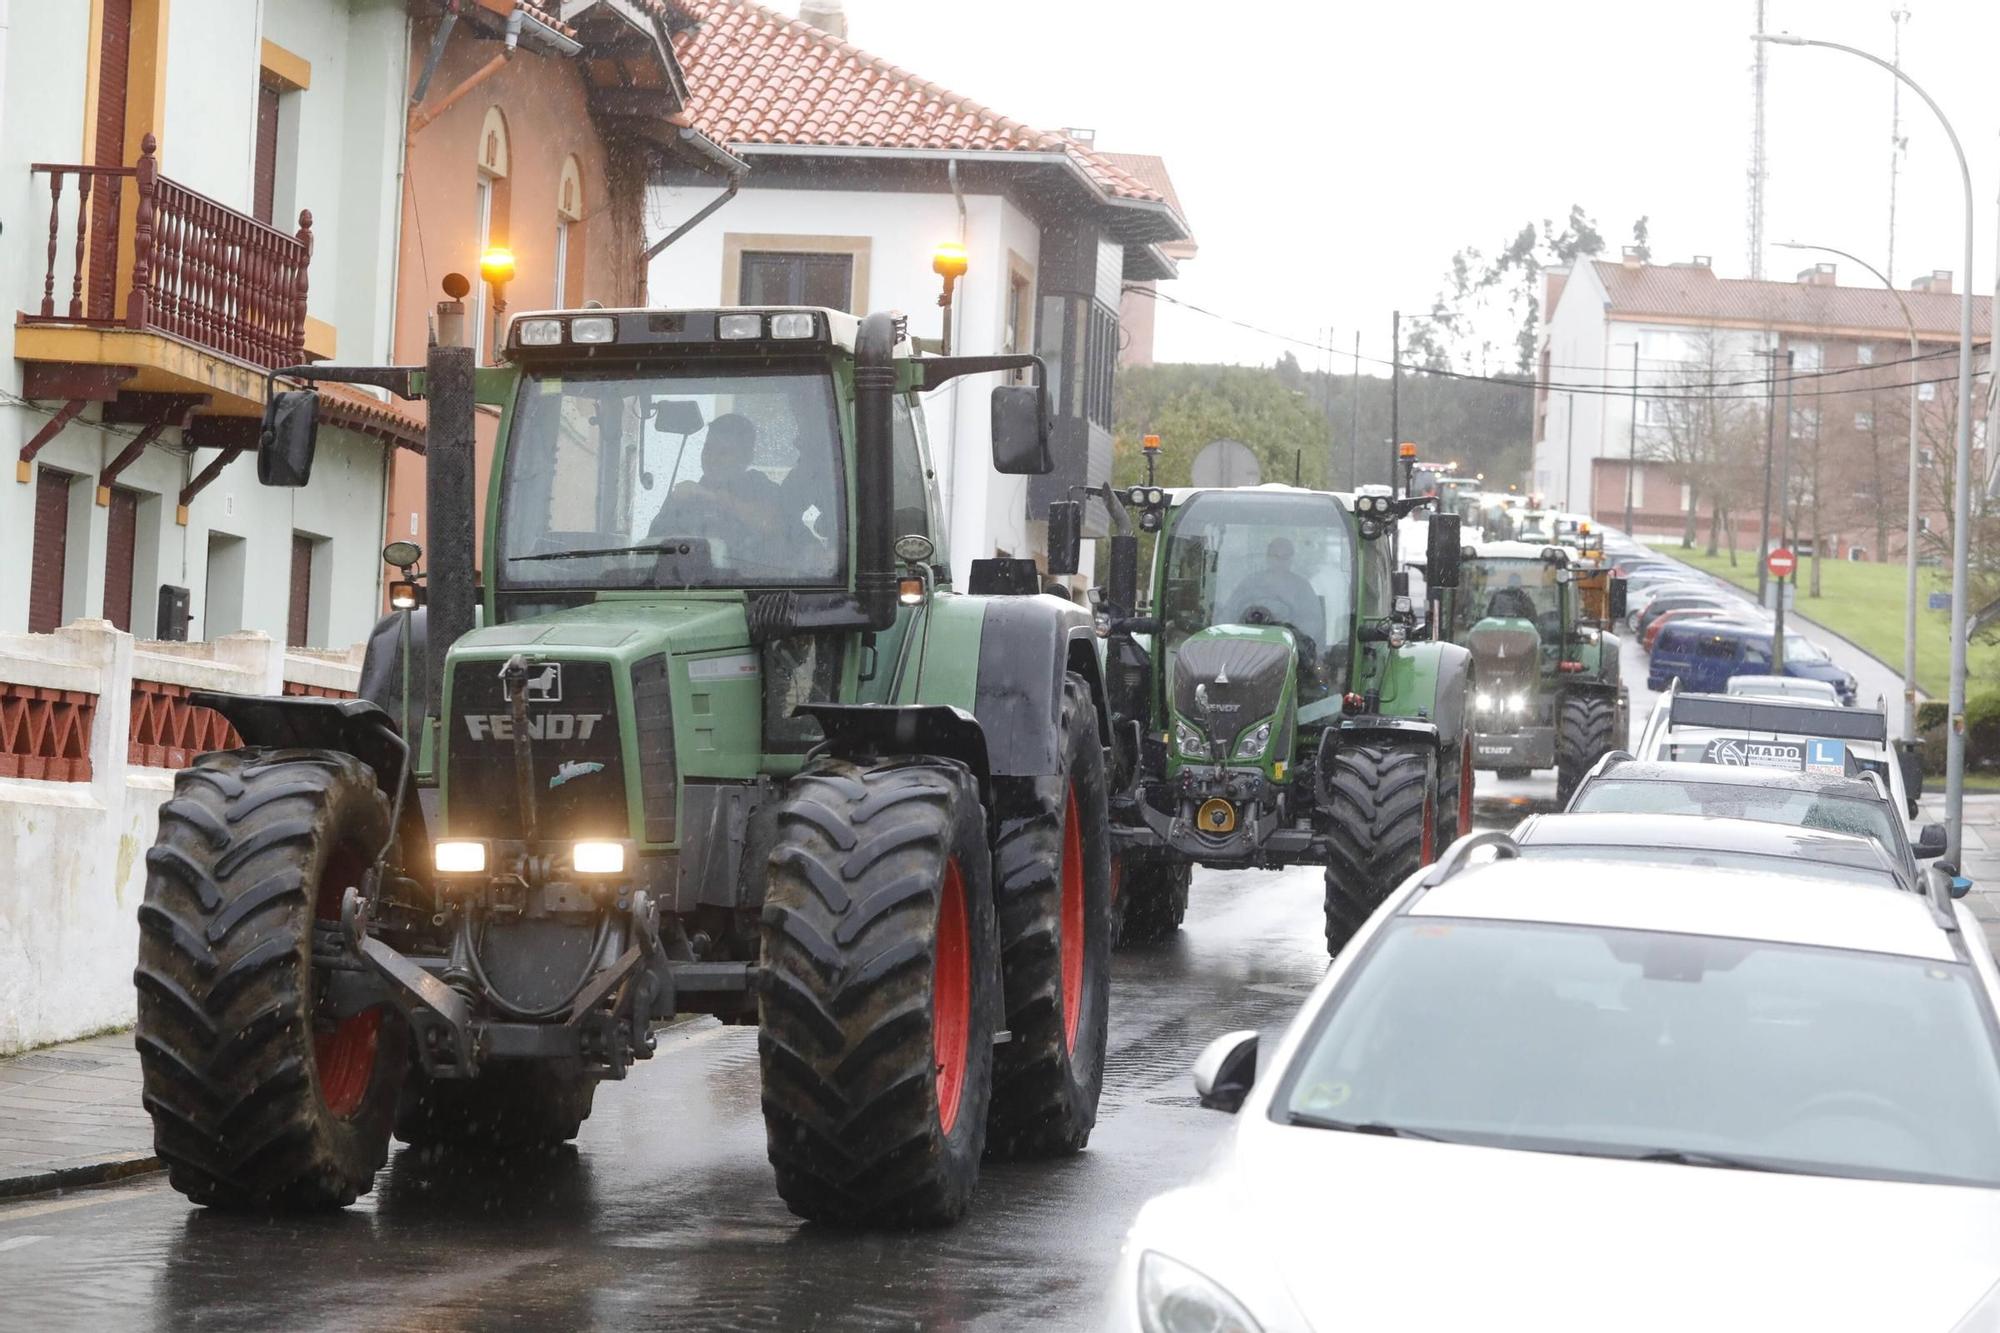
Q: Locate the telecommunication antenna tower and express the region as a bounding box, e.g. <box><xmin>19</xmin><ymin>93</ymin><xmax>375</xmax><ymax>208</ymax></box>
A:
<box><xmin>1887</xmin><ymin>7</ymin><xmax>1910</xmax><ymax>285</ymax></box>
<box><xmin>1747</xmin><ymin>0</ymin><xmax>1768</xmax><ymax>279</ymax></box>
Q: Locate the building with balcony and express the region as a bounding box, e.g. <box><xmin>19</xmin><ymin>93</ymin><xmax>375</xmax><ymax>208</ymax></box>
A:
<box><xmin>645</xmin><ymin>0</ymin><xmax>1191</xmax><ymax>585</ymax></box>
<box><xmin>2</xmin><ymin>0</ymin><xmax>425</xmax><ymax>648</ymax></box>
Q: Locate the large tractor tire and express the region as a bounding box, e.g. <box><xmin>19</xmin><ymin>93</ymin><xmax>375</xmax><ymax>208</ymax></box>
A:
<box><xmin>986</xmin><ymin>674</ymin><xmax>1114</xmax><ymax>1158</ymax></box>
<box><xmin>1320</xmin><ymin>744</ymin><xmax>1436</xmax><ymax>958</ymax></box>
<box><xmin>1438</xmin><ymin>732</ymin><xmax>1474</xmax><ymax>846</ymax></box>
<box><xmin>759</xmin><ymin>757</ymin><xmax>999</xmax><ymax>1227</ymax></box>
<box><xmin>396</xmin><ymin>1061</ymin><xmax>597</xmax><ymax>1151</ymax></box>
<box><xmin>134</xmin><ymin>748</ymin><xmax>408</xmax><ymax>1209</ymax></box>
<box><xmin>1112</xmin><ymin>858</ymin><xmax>1190</xmax><ymax>946</ymax></box>
<box><xmin>1556</xmin><ymin>693</ymin><xmax>1618</xmax><ymax>805</ymax></box>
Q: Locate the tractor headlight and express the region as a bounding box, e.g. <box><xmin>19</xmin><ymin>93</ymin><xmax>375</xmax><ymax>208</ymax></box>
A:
<box><xmin>1475</xmin><ymin>691</ymin><xmax>1495</xmax><ymax>712</ymax></box>
<box><xmin>1506</xmin><ymin>693</ymin><xmax>1527</xmax><ymax>713</ymax></box>
<box><xmin>769</xmin><ymin>312</ymin><xmax>817</xmax><ymax>339</ymax></box>
<box><xmin>1174</xmin><ymin>719</ymin><xmax>1210</xmax><ymax>759</ymax></box>
<box><xmin>572</xmin><ymin>840</ymin><xmax>626</xmax><ymax>876</ymax></box>
<box><xmin>718</xmin><ymin>313</ymin><xmax>763</xmax><ymax>340</ymax></box>
<box><xmin>1233</xmin><ymin>721</ymin><xmax>1273</xmax><ymax>760</ymax></box>
<box><xmin>433</xmin><ymin>839</ymin><xmax>489</xmax><ymax>875</ymax></box>
<box><xmin>570</xmin><ymin>316</ymin><xmax>616</xmax><ymax>344</ymax></box>
<box><xmin>516</xmin><ymin>318</ymin><xmax>564</xmax><ymax>346</ymax></box>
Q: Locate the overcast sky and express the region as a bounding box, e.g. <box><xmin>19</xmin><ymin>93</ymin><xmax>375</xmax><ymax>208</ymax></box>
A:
<box><xmin>829</xmin><ymin>0</ymin><xmax>1999</xmax><ymax>370</ymax></box>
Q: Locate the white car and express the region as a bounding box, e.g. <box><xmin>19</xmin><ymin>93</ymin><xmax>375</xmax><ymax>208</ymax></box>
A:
<box><xmin>1727</xmin><ymin>674</ymin><xmax>1844</xmax><ymax>704</ymax></box>
<box><xmin>1107</xmin><ymin>839</ymin><xmax>2000</xmax><ymax>1332</ymax></box>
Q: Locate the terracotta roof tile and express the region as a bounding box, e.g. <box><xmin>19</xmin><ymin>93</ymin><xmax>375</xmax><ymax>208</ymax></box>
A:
<box><xmin>1594</xmin><ymin>261</ymin><xmax>1992</xmax><ymax>340</ymax></box>
<box><xmin>671</xmin><ymin>0</ymin><xmax>1167</xmax><ymax>205</ymax></box>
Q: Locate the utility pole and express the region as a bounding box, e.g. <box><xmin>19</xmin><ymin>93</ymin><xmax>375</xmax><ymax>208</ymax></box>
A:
<box><xmin>1756</xmin><ymin>347</ymin><xmax>1784</xmax><ymax>605</ymax></box>
<box><xmin>1747</xmin><ymin>0</ymin><xmax>1769</xmax><ymax>279</ymax></box>
<box><xmin>1349</xmin><ymin>330</ymin><xmax>1360</xmax><ymax>489</ymax></box>
<box><xmin>1563</xmin><ymin>392</ymin><xmax>1576</xmax><ymax>511</ymax></box>
<box><xmin>1774</xmin><ymin>352</ymin><xmax>1794</xmax><ymax>674</ymax></box>
<box><xmin>1625</xmin><ymin>342</ymin><xmax>1639</xmax><ymax>534</ymax></box>
<box><xmin>1390</xmin><ymin>309</ymin><xmax>1401</xmax><ymax>488</ymax></box>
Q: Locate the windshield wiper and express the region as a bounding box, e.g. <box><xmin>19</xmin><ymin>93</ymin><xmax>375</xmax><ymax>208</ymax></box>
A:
<box><xmin>511</xmin><ymin>538</ymin><xmax>703</xmax><ymax>563</ymax></box>
<box><xmin>1580</xmin><ymin>1146</ymin><xmax>1783</xmax><ymax>1173</ymax></box>
<box><xmin>1284</xmin><ymin>1112</ymin><xmax>1450</xmax><ymax>1141</ymax></box>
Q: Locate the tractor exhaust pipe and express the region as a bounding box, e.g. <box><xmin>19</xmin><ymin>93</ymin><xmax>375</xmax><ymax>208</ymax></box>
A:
<box><xmin>853</xmin><ymin>312</ymin><xmax>899</xmax><ymax>630</ymax></box>
<box><xmin>425</xmin><ymin>344</ymin><xmax>479</xmax><ymax>720</ymax></box>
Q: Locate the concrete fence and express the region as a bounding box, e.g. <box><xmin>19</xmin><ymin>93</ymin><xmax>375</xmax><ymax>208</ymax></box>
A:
<box><xmin>0</xmin><ymin>621</ymin><xmax>360</xmax><ymax>1054</ymax></box>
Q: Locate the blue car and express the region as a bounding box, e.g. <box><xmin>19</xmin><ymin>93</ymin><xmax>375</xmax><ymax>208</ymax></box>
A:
<box><xmin>1648</xmin><ymin>621</ymin><xmax>1857</xmax><ymax>703</ymax></box>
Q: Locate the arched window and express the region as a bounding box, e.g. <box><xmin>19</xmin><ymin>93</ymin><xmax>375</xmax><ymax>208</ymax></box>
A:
<box><xmin>555</xmin><ymin>155</ymin><xmax>584</xmax><ymax>307</ymax></box>
<box><xmin>473</xmin><ymin>107</ymin><xmax>511</xmax><ymax>362</ymax></box>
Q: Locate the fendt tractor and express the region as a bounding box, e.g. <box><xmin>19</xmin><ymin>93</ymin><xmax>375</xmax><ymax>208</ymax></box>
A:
<box><xmin>132</xmin><ymin>304</ymin><xmax>1120</xmax><ymax>1226</ymax></box>
<box><xmin>1047</xmin><ymin>459</ymin><xmax>1474</xmax><ymax>957</ymax></box>
<box><xmin>1449</xmin><ymin>539</ymin><xmax>1629</xmax><ymax>801</ymax></box>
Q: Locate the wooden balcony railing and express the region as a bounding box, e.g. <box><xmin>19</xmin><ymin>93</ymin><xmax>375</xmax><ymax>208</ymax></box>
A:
<box><xmin>25</xmin><ymin>133</ymin><xmax>313</xmax><ymax>371</ymax></box>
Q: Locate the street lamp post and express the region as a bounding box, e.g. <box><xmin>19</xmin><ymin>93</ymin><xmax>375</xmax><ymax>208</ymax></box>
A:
<box><xmin>1563</xmin><ymin>392</ymin><xmax>1576</xmax><ymax>512</ymax></box>
<box><xmin>1776</xmin><ymin>241</ymin><xmax>1923</xmax><ymax>740</ymax></box>
<box><xmin>1756</xmin><ymin>32</ymin><xmax>1977</xmax><ymax>863</ymax></box>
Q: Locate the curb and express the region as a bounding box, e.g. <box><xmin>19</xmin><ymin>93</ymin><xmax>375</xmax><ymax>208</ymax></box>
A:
<box><xmin>0</xmin><ymin>1150</ymin><xmax>160</xmax><ymax>1202</ymax></box>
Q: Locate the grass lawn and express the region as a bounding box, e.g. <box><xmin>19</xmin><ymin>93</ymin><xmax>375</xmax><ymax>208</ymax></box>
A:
<box><xmin>1651</xmin><ymin>545</ymin><xmax>1991</xmax><ymax>700</ymax></box>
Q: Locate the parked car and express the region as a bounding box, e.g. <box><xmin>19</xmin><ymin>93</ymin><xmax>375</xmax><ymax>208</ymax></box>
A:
<box><xmin>1646</xmin><ymin>622</ymin><xmax>1857</xmax><ymax>703</ymax></box>
<box><xmin>1110</xmin><ymin>843</ymin><xmax>2000</xmax><ymax>1332</ymax></box>
<box><xmin>1726</xmin><ymin>674</ymin><xmax>1844</xmax><ymax>704</ymax></box>
<box><xmin>1512</xmin><ymin>810</ymin><xmax>1912</xmax><ymax>891</ymax></box>
<box><xmin>1565</xmin><ymin>758</ymin><xmax>1941</xmax><ymax>881</ymax></box>
<box><xmin>1643</xmin><ymin>604</ymin><xmax>1764</xmax><ymax>650</ymax></box>
<box><xmin>1635</xmin><ymin>591</ymin><xmax>1736</xmax><ymax>638</ymax></box>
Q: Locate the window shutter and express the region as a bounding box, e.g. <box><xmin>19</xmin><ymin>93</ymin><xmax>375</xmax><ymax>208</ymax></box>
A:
<box><xmin>102</xmin><ymin>487</ymin><xmax>138</xmax><ymax>632</ymax></box>
<box><xmin>253</xmin><ymin>80</ymin><xmax>281</xmax><ymax>225</ymax></box>
<box><xmin>30</xmin><ymin>470</ymin><xmax>74</xmax><ymax>634</ymax></box>
<box><xmin>287</xmin><ymin>534</ymin><xmax>312</xmax><ymax>647</ymax></box>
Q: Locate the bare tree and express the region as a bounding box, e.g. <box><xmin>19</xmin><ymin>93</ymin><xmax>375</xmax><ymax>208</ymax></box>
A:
<box><xmin>1638</xmin><ymin>330</ymin><xmax>1750</xmax><ymax>550</ymax></box>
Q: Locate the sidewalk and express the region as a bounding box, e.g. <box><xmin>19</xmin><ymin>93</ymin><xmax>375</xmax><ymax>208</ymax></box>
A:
<box><xmin>0</xmin><ymin>1030</ymin><xmax>155</xmax><ymax>1198</ymax></box>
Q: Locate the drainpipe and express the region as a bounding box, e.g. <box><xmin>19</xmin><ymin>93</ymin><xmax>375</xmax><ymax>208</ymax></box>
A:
<box><xmin>407</xmin><ymin>7</ymin><xmax>520</xmax><ymax>138</ymax></box>
<box><xmin>640</xmin><ymin>130</ymin><xmax>750</xmax><ymax>293</ymax></box>
<box><xmin>945</xmin><ymin>158</ymin><xmax>971</xmax><ymax>579</ymax></box>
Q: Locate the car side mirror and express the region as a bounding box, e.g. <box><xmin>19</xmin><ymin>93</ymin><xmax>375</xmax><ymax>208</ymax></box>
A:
<box><xmin>1192</xmin><ymin>1029</ymin><xmax>1258</xmax><ymax>1113</ymax></box>
<box><xmin>990</xmin><ymin>385</ymin><xmax>1051</xmax><ymax>475</ymax></box>
<box><xmin>1915</xmin><ymin>823</ymin><xmax>1949</xmax><ymax>860</ymax></box>
<box><xmin>1426</xmin><ymin>513</ymin><xmax>1462</xmax><ymax>589</ymax></box>
<box><xmin>1046</xmin><ymin>500</ymin><xmax>1082</xmax><ymax>576</ymax></box>
<box><xmin>1894</xmin><ymin>738</ymin><xmax>1925</xmax><ymax>804</ymax></box>
<box><xmin>258</xmin><ymin>390</ymin><xmax>319</xmax><ymax>487</ymax></box>
<box><xmin>1608</xmin><ymin>576</ymin><xmax>1628</xmax><ymax>621</ymax></box>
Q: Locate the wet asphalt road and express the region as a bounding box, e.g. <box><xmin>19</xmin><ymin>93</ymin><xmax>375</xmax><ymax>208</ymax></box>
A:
<box><xmin>0</xmin><ymin>704</ymin><xmax>1605</xmax><ymax>1332</ymax></box>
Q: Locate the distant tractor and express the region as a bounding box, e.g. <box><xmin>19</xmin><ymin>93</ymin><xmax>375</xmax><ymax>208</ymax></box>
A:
<box><xmin>1450</xmin><ymin>540</ymin><xmax>1629</xmax><ymax>800</ymax></box>
<box><xmin>1048</xmin><ymin>478</ymin><xmax>1473</xmax><ymax>957</ymax></box>
<box><xmin>132</xmin><ymin>305</ymin><xmax>1117</xmax><ymax>1225</ymax></box>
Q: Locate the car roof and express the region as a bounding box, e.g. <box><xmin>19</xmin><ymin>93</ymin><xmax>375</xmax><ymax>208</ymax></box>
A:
<box><xmin>1513</xmin><ymin>812</ymin><xmax>1896</xmax><ymax>867</ymax></box>
<box><xmin>1585</xmin><ymin>759</ymin><xmax>1882</xmax><ymax>798</ymax></box>
<box><xmin>1411</xmin><ymin>856</ymin><xmax>1955</xmax><ymax>960</ymax></box>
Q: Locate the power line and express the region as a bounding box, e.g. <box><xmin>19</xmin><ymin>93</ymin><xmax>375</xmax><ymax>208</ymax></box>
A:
<box><xmin>1126</xmin><ymin>286</ymin><xmax>1990</xmax><ymax>402</ymax></box>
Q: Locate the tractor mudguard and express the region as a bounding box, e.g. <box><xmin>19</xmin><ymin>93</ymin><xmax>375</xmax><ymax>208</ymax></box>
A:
<box><xmin>1372</xmin><ymin>640</ymin><xmax>1472</xmax><ymax>748</ymax></box>
<box><xmin>798</xmin><ymin>703</ymin><xmax>991</xmax><ymax>789</ymax></box>
<box><xmin>1332</xmin><ymin>715</ymin><xmax>1441</xmax><ymax>749</ymax></box>
<box><xmin>193</xmin><ymin>693</ymin><xmax>412</xmax><ymax>792</ymax></box>
<box><xmin>357</xmin><ymin>606</ymin><xmax>426</xmax><ymax>737</ymax></box>
<box><xmin>1559</xmin><ymin>676</ymin><xmax>1622</xmax><ymax>698</ymax></box>
<box><xmin>972</xmin><ymin>598</ymin><xmax>1109</xmax><ymax>770</ymax></box>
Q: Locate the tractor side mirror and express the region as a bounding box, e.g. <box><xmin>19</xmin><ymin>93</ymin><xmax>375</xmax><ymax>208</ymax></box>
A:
<box><xmin>1426</xmin><ymin>513</ymin><xmax>1463</xmax><ymax>589</ymax></box>
<box><xmin>1895</xmin><ymin>738</ymin><xmax>1925</xmax><ymax>805</ymax></box>
<box><xmin>1608</xmin><ymin>576</ymin><xmax>1628</xmax><ymax>621</ymax></box>
<box><xmin>258</xmin><ymin>390</ymin><xmax>320</xmax><ymax>487</ymax></box>
<box><xmin>1046</xmin><ymin>500</ymin><xmax>1083</xmax><ymax>576</ymax></box>
<box><xmin>990</xmin><ymin>385</ymin><xmax>1051</xmax><ymax>475</ymax></box>
<box><xmin>1915</xmin><ymin>822</ymin><xmax>1949</xmax><ymax>860</ymax></box>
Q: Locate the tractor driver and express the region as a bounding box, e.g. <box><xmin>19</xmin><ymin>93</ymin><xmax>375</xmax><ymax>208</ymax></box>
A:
<box><xmin>654</xmin><ymin>412</ymin><xmax>784</xmax><ymax>551</ymax></box>
<box><xmin>1224</xmin><ymin>537</ymin><xmax>1325</xmax><ymax>646</ymax></box>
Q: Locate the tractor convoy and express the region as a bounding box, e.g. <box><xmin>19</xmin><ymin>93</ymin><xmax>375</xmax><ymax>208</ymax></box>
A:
<box><xmin>128</xmin><ymin>298</ymin><xmax>1517</xmax><ymax>1225</ymax></box>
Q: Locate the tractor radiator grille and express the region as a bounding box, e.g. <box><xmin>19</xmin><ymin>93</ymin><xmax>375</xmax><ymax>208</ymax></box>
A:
<box><xmin>446</xmin><ymin>659</ymin><xmax>623</xmax><ymax>840</ymax></box>
<box><xmin>633</xmin><ymin>654</ymin><xmax>676</xmax><ymax>844</ymax></box>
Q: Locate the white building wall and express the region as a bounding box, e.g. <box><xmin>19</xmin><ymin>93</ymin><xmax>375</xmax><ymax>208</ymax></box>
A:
<box><xmin>647</xmin><ymin>183</ymin><xmax>1044</xmax><ymax>587</ymax></box>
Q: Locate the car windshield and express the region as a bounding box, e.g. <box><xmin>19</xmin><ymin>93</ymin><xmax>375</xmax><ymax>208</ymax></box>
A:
<box><xmin>1277</xmin><ymin>917</ymin><xmax>2000</xmax><ymax>1187</ymax></box>
<box><xmin>499</xmin><ymin>365</ymin><xmax>844</xmax><ymax>589</ymax></box>
<box><xmin>1571</xmin><ymin>779</ymin><xmax>1906</xmax><ymax>862</ymax></box>
<box><xmin>1158</xmin><ymin>490</ymin><xmax>1357</xmax><ymax>688</ymax></box>
<box><xmin>1457</xmin><ymin>558</ymin><xmax>1563</xmax><ymax>637</ymax></box>
<box><xmin>1515</xmin><ymin>843</ymin><xmax>1898</xmax><ymax>890</ymax></box>
<box><xmin>1787</xmin><ymin>636</ymin><xmax>1830</xmax><ymax>663</ymax></box>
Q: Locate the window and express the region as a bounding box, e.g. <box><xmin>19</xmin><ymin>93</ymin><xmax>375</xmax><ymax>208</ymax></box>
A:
<box><xmin>103</xmin><ymin>486</ymin><xmax>140</xmax><ymax>633</ymax></box>
<box><xmin>1641</xmin><ymin>398</ymin><xmax>1668</xmax><ymax>425</ymax></box>
<box><xmin>472</xmin><ymin>107</ymin><xmax>511</xmax><ymax>364</ymax></box>
<box><xmin>253</xmin><ymin>79</ymin><xmax>282</xmax><ymax>225</ymax></box>
<box><xmin>740</xmin><ymin>252</ymin><xmax>854</xmax><ymax>310</ymax></box>
<box><xmin>555</xmin><ymin>155</ymin><xmax>583</xmax><ymax>307</ymax></box>
<box><xmin>1856</xmin><ymin>345</ymin><xmax>1875</xmax><ymax>365</ymax></box>
<box><xmin>1790</xmin><ymin>407</ymin><xmax>1819</xmax><ymax>435</ymax></box>
<box><xmin>1680</xmin><ymin>482</ymin><xmax>1693</xmax><ymax>509</ymax></box>
<box><xmin>1639</xmin><ymin>329</ymin><xmax>1689</xmax><ymax>362</ymax></box>
<box><xmin>255</xmin><ymin>44</ymin><xmax>310</xmax><ymax>228</ymax></box>
<box><xmin>1920</xmin><ymin>447</ymin><xmax>1936</xmax><ymax>467</ymax></box>
<box><xmin>1920</xmin><ymin>382</ymin><xmax>1937</xmax><ymax>402</ymax></box>
<box><xmin>1004</xmin><ymin>256</ymin><xmax>1034</xmax><ymax>384</ymax></box>
<box><xmin>1791</xmin><ymin>342</ymin><xmax>1824</xmax><ymax>372</ymax></box>
<box><xmin>1854</xmin><ymin>411</ymin><xmax>1874</xmax><ymax>431</ymax></box>
<box><xmin>890</xmin><ymin>397</ymin><xmax>932</xmax><ymax>541</ymax></box>
<box><xmin>1083</xmin><ymin>301</ymin><xmax>1118</xmax><ymax>430</ymax></box>
<box><xmin>29</xmin><ymin>468</ymin><xmax>75</xmax><ymax>634</ymax></box>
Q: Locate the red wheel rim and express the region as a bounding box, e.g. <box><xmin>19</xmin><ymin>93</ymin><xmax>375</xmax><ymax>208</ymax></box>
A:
<box><xmin>1458</xmin><ymin>734</ymin><xmax>1474</xmax><ymax>832</ymax></box>
<box><xmin>315</xmin><ymin>1009</ymin><xmax>382</xmax><ymax>1119</ymax></box>
<box><xmin>1059</xmin><ymin>783</ymin><xmax>1087</xmax><ymax>1054</ymax></box>
<box><xmin>933</xmin><ymin>858</ymin><xmax>972</xmax><ymax>1135</ymax></box>
<box><xmin>313</xmin><ymin>840</ymin><xmax>380</xmax><ymax>1119</ymax></box>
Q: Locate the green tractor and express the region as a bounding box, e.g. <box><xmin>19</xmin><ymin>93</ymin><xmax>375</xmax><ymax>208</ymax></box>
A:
<box><xmin>131</xmin><ymin>306</ymin><xmax>1119</xmax><ymax>1226</ymax></box>
<box><xmin>1449</xmin><ymin>540</ymin><xmax>1629</xmax><ymax>801</ymax></box>
<box><xmin>1047</xmin><ymin>480</ymin><xmax>1473</xmax><ymax>957</ymax></box>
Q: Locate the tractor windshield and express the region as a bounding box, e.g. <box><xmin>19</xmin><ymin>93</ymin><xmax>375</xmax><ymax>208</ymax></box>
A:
<box><xmin>498</xmin><ymin>364</ymin><xmax>845</xmax><ymax>590</ymax></box>
<box><xmin>1458</xmin><ymin>558</ymin><xmax>1565</xmax><ymax>639</ymax></box>
<box><xmin>1158</xmin><ymin>490</ymin><xmax>1356</xmax><ymax>691</ymax></box>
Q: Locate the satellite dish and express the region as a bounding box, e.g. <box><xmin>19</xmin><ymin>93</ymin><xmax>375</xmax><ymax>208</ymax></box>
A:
<box><xmin>1190</xmin><ymin>439</ymin><xmax>1261</xmax><ymax>488</ymax></box>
